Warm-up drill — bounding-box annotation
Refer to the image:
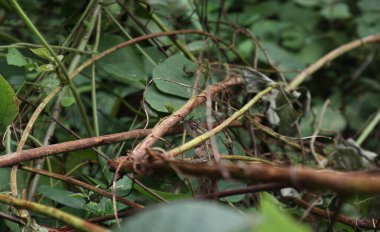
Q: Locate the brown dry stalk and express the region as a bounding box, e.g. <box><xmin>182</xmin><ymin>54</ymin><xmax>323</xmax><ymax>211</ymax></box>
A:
<box><xmin>0</xmin><ymin>122</ymin><xmax>241</xmax><ymax>167</ymax></box>
<box><xmin>0</xmin><ymin>128</ymin><xmax>167</xmax><ymax>167</ymax></box>
<box><xmin>110</xmin><ymin>158</ymin><xmax>380</xmax><ymax>195</ymax></box>
<box><xmin>130</xmin><ymin>75</ymin><xmax>243</xmax><ymax>162</ymax></box>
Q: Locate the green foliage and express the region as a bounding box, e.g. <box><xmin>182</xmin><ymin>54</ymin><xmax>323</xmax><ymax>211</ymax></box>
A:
<box><xmin>0</xmin><ymin>0</ymin><xmax>379</xmax><ymax>231</ymax></box>
<box><xmin>257</xmin><ymin>193</ymin><xmax>311</xmax><ymax>232</ymax></box>
<box><xmin>0</xmin><ymin>73</ymin><xmax>18</xmax><ymax>134</ymax></box>
<box><xmin>117</xmin><ymin>200</ymin><xmax>254</xmax><ymax>232</ymax></box>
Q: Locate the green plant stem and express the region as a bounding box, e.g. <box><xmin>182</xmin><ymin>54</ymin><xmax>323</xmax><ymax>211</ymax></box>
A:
<box><xmin>0</xmin><ymin>43</ymin><xmax>92</xmax><ymax>54</ymax></box>
<box><xmin>10</xmin><ymin>0</ymin><xmax>94</xmax><ymax>136</ymax></box>
<box><xmin>356</xmin><ymin>110</ymin><xmax>380</xmax><ymax>146</ymax></box>
<box><xmin>0</xmin><ymin>194</ymin><xmax>107</xmax><ymax>232</ymax></box>
<box><xmin>166</xmin><ymin>84</ymin><xmax>279</xmax><ymax>157</ymax></box>
<box><xmin>92</xmin><ymin>12</ymin><xmax>102</xmax><ymax>136</ymax></box>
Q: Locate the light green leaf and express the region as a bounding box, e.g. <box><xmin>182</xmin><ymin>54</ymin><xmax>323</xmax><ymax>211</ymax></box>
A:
<box><xmin>0</xmin><ymin>73</ymin><xmax>19</xmax><ymax>134</ymax></box>
<box><xmin>320</xmin><ymin>3</ymin><xmax>351</xmax><ymax>20</ymax></box>
<box><xmin>258</xmin><ymin>193</ymin><xmax>311</xmax><ymax>232</ymax></box>
<box><xmin>6</xmin><ymin>48</ymin><xmax>28</xmax><ymax>67</ymax></box>
<box><xmin>39</xmin><ymin>64</ymin><xmax>56</xmax><ymax>72</ymax></box>
<box><xmin>358</xmin><ymin>0</ymin><xmax>380</xmax><ymax>12</ymax></box>
<box><xmin>61</xmin><ymin>95</ymin><xmax>75</xmax><ymax>107</ymax></box>
<box><xmin>116</xmin><ymin>200</ymin><xmax>254</xmax><ymax>232</ymax></box>
<box><xmin>38</xmin><ymin>185</ymin><xmax>85</xmax><ymax>209</ymax></box>
<box><xmin>30</xmin><ymin>48</ymin><xmax>51</xmax><ymax>60</ymax></box>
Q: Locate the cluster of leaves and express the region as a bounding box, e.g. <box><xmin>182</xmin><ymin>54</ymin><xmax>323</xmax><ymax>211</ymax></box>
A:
<box><xmin>0</xmin><ymin>0</ymin><xmax>379</xmax><ymax>232</ymax></box>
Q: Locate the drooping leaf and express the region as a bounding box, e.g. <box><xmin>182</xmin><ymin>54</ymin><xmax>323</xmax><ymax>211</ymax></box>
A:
<box><xmin>333</xmin><ymin>138</ymin><xmax>377</xmax><ymax>170</ymax></box>
<box><xmin>116</xmin><ymin>200</ymin><xmax>254</xmax><ymax>232</ymax></box>
<box><xmin>0</xmin><ymin>73</ymin><xmax>19</xmax><ymax>134</ymax></box>
<box><xmin>241</xmin><ymin>67</ymin><xmax>276</xmax><ymax>93</ymax></box>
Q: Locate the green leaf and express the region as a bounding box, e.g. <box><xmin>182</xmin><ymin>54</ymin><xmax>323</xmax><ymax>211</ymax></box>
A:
<box><xmin>0</xmin><ymin>73</ymin><xmax>19</xmax><ymax>134</ymax></box>
<box><xmin>39</xmin><ymin>64</ymin><xmax>56</xmax><ymax>72</ymax></box>
<box><xmin>30</xmin><ymin>48</ymin><xmax>51</xmax><ymax>60</ymax></box>
<box><xmin>38</xmin><ymin>185</ymin><xmax>86</xmax><ymax>209</ymax></box>
<box><xmin>152</xmin><ymin>54</ymin><xmax>198</xmax><ymax>99</ymax></box>
<box><xmin>295</xmin><ymin>0</ymin><xmax>319</xmax><ymax>7</ymax></box>
<box><xmin>116</xmin><ymin>200</ymin><xmax>254</xmax><ymax>232</ymax></box>
<box><xmin>258</xmin><ymin>193</ymin><xmax>311</xmax><ymax>232</ymax></box>
<box><xmin>259</xmin><ymin>43</ymin><xmax>305</xmax><ymax>78</ymax></box>
<box><xmin>6</xmin><ymin>48</ymin><xmax>28</xmax><ymax>67</ymax></box>
<box><xmin>61</xmin><ymin>95</ymin><xmax>75</xmax><ymax>107</ymax></box>
<box><xmin>358</xmin><ymin>0</ymin><xmax>380</xmax><ymax>12</ymax></box>
<box><xmin>320</xmin><ymin>3</ymin><xmax>351</xmax><ymax>20</ymax></box>
<box><xmin>301</xmin><ymin>104</ymin><xmax>347</xmax><ymax>136</ymax></box>
<box><xmin>98</xmin><ymin>35</ymin><xmax>147</xmax><ymax>83</ymax></box>
<box><xmin>145</xmin><ymin>83</ymin><xmax>187</xmax><ymax>113</ymax></box>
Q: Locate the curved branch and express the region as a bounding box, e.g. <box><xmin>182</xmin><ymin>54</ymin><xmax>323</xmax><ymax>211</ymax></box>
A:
<box><xmin>288</xmin><ymin>34</ymin><xmax>380</xmax><ymax>90</ymax></box>
<box><xmin>0</xmin><ymin>193</ymin><xmax>106</xmax><ymax>232</ymax></box>
<box><xmin>109</xmin><ymin>158</ymin><xmax>380</xmax><ymax>195</ymax></box>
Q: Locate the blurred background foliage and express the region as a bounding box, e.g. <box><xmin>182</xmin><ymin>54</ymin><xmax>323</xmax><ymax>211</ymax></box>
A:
<box><xmin>0</xmin><ymin>0</ymin><xmax>380</xmax><ymax>231</ymax></box>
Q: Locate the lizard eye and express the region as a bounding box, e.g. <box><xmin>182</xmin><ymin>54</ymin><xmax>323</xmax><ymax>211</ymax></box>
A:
<box><xmin>189</xmin><ymin>121</ymin><xmax>198</xmax><ymax>130</ymax></box>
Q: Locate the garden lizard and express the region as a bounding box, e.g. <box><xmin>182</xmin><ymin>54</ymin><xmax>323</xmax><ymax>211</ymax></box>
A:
<box><xmin>183</xmin><ymin>120</ymin><xmax>217</xmax><ymax>195</ymax></box>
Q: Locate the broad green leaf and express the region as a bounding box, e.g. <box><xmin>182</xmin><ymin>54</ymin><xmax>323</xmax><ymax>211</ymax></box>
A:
<box><xmin>258</xmin><ymin>193</ymin><xmax>311</xmax><ymax>232</ymax></box>
<box><xmin>152</xmin><ymin>54</ymin><xmax>198</xmax><ymax>99</ymax></box>
<box><xmin>301</xmin><ymin>105</ymin><xmax>347</xmax><ymax>136</ymax></box>
<box><xmin>116</xmin><ymin>200</ymin><xmax>254</xmax><ymax>232</ymax></box>
<box><xmin>30</xmin><ymin>48</ymin><xmax>51</xmax><ymax>60</ymax></box>
<box><xmin>358</xmin><ymin>0</ymin><xmax>380</xmax><ymax>11</ymax></box>
<box><xmin>320</xmin><ymin>3</ymin><xmax>351</xmax><ymax>20</ymax></box>
<box><xmin>259</xmin><ymin>43</ymin><xmax>305</xmax><ymax>78</ymax></box>
<box><xmin>6</xmin><ymin>48</ymin><xmax>28</xmax><ymax>67</ymax></box>
<box><xmin>145</xmin><ymin>84</ymin><xmax>187</xmax><ymax>113</ymax></box>
<box><xmin>145</xmin><ymin>83</ymin><xmax>206</xmax><ymax>118</ymax></box>
<box><xmin>0</xmin><ymin>73</ymin><xmax>19</xmax><ymax>133</ymax></box>
<box><xmin>318</xmin><ymin>106</ymin><xmax>346</xmax><ymax>132</ymax></box>
<box><xmin>38</xmin><ymin>185</ymin><xmax>85</xmax><ymax>209</ymax></box>
<box><xmin>97</xmin><ymin>35</ymin><xmax>147</xmax><ymax>83</ymax></box>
